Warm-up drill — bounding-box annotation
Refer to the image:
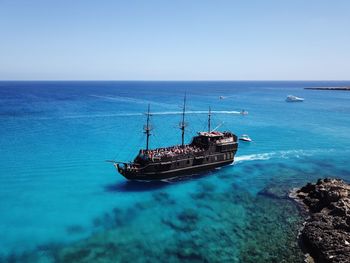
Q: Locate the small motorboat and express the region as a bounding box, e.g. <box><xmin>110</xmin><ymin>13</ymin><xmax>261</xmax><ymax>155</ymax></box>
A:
<box><xmin>219</xmin><ymin>96</ymin><xmax>226</xmax><ymax>100</ymax></box>
<box><xmin>240</xmin><ymin>109</ymin><xmax>248</xmax><ymax>115</ymax></box>
<box><xmin>239</xmin><ymin>134</ymin><xmax>252</xmax><ymax>142</ymax></box>
<box><xmin>286</xmin><ymin>95</ymin><xmax>304</xmax><ymax>102</ymax></box>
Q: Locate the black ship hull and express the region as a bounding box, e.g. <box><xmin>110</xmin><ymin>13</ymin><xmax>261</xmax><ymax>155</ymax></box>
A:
<box><xmin>116</xmin><ymin>140</ymin><xmax>238</xmax><ymax>181</ymax></box>
<box><xmin>119</xmin><ymin>159</ymin><xmax>234</xmax><ymax>181</ymax></box>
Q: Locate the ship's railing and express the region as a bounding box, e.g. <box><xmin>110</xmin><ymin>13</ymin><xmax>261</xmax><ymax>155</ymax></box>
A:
<box><xmin>139</xmin><ymin>144</ymin><xmax>206</xmax><ymax>161</ymax></box>
<box><xmin>215</xmin><ymin>137</ymin><xmax>234</xmax><ymax>144</ymax></box>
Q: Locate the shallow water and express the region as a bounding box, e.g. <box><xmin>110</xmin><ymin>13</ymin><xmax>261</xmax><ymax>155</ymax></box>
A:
<box><xmin>1</xmin><ymin>81</ymin><xmax>350</xmax><ymax>262</ymax></box>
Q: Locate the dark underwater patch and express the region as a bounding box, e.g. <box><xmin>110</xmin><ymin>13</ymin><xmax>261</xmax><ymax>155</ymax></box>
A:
<box><xmin>152</xmin><ymin>191</ymin><xmax>176</xmax><ymax>205</ymax></box>
<box><xmin>92</xmin><ymin>206</ymin><xmax>137</xmax><ymax>230</ymax></box>
<box><xmin>162</xmin><ymin>208</ymin><xmax>199</xmax><ymax>233</ymax></box>
<box><xmin>66</xmin><ymin>225</ymin><xmax>85</xmax><ymax>235</ymax></box>
<box><xmin>104</xmin><ymin>180</ymin><xmax>168</xmax><ymax>192</ymax></box>
<box><xmin>190</xmin><ymin>181</ymin><xmax>216</xmax><ymax>200</ymax></box>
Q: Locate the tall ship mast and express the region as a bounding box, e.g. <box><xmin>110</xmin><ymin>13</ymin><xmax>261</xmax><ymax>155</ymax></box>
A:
<box><xmin>144</xmin><ymin>104</ymin><xmax>152</xmax><ymax>151</ymax></box>
<box><xmin>112</xmin><ymin>97</ymin><xmax>238</xmax><ymax>180</ymax></box>
<box><xmin>179</xmin><ymin>94</ymin><xmax>187</xmax><ymax>147</ymax></box>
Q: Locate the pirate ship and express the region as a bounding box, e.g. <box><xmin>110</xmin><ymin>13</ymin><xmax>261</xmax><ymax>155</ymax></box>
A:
<box><xmin>111</xmin><ymin>97</ymin><xmax>238</xmax><ymax>180</ymax></box>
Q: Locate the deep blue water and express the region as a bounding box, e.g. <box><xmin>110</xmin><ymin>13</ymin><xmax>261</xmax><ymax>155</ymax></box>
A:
<box><xmin>1</xmin><ymin>81</ymin><xmax>350</xmax><ymax>262</ymax></box>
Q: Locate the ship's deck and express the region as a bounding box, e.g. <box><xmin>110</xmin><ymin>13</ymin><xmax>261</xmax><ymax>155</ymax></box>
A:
<box><xmin>139</xmin><ymin>144</ymin><xmax>205</xmax><ymax>160</ymax></box>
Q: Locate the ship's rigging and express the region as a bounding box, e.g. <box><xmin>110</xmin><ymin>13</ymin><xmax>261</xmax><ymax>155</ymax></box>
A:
<box><xmin>143</xmin><ymin>95</ymin><xmax>215</xmax><ymax>152</ymax></box>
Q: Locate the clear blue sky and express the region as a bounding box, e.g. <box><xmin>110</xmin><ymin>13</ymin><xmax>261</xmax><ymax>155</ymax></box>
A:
<box><xmin>0</xmin><ymin>0</ymin><xmax>349</xmax><ymax>80</ymax></box>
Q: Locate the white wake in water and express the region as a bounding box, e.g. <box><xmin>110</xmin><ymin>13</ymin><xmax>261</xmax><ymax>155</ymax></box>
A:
<box><xmin>36</xmin><ymin>110</ymin><xmax>241</xmax><ymax>120</ymax></box>
<box><xmin>90</xmin><ymin>95</ymin><xmax>174</xmax><ymax>108</ymax></box>
<box><xmin>152</xmin><ymin>110</ymin><xmax>240</xmax><ymax>115</ymax></box>
<box><xmin>234</xmin><ymin>153</ymin><xmax>275</xmax><ymax>163</ymax></box>
<box><xmin>233</xmin><ymin>149</ymin><xmax>334</xmax><ymax>164</ymax></box>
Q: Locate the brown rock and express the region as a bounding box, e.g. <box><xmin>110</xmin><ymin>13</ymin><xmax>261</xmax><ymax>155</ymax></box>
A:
<box><xmin>291</xmin><ymin>178</ymin><xmax>350</xmax><ymax>263</ymax></box>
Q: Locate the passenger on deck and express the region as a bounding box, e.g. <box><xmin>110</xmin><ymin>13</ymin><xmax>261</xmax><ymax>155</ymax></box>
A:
<box><xmin>144</xmin><ymin>145</ymin><xmax>204</xmax><ymax>160</ymax></box>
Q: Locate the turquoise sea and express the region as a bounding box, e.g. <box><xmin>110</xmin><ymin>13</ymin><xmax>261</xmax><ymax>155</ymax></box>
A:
<box><xmin>1</xmin><ymin>81</ymin><xmax>350</xmax><ymax>262</ymax></box>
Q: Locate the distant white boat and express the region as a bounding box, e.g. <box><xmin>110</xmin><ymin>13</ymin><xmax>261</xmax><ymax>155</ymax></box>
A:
<box><xmin>286</xmin><ymin>95</ymin><xmax>304</xmax><ymax>102</ymax></box>
<box><xmin>239</xmin><ymin>134</ymin><xmax>252</xmax><ymax>142</ymax></box>
<box><xmin>219</xmin><ymin>96</ymin><xmax>226</xmax><ymax>100</ymax></box>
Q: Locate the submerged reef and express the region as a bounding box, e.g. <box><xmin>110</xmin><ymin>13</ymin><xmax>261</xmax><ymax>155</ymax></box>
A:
<box><xmin>291</xmin><ymin>178</ymin><xmax>350</xmax><ymax>263</ymax></box>
<box><xmin>2</xmin><ymin>178</ymin><xmax>306</xmax><ymax>263</ymax></box>
<box><xmin>44</xmin><ymin>186</ymin><xmax>303</xmax><ymax>262</ymax></box>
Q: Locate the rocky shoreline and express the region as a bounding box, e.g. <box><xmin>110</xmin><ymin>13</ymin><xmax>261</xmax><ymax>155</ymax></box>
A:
<box><xmin>304</xmin><ymin>87</ymin><xmax>350</xmax><ymax>91</ymax></box>
<box><xmin>290</xmin><ymin>178</ymin><xmax>350</xmax><ymax>263</ymax></box>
